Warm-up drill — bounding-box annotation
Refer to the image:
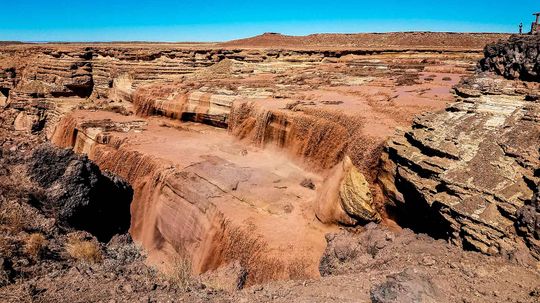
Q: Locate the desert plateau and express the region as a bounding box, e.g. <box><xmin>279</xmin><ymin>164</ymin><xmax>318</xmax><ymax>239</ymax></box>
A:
<box><xmin>0</xmin><ymin>6</ymin><xmax>539</xmax><ymax>303</ymax></box>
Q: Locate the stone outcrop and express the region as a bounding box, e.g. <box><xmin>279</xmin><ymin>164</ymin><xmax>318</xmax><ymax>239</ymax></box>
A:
<box><xmin>316</xmin><ymin>156</ymin><xmax>381</xmax><ymax>225</ymax></box>
<box><xmin>379</xmin><ymin>72</ymin><xmax>540</xmax><ymax>257</ymax></box>
<box><xmin>27</xmin><ymin>144</ymin><xmax>133</xmax><ymax>241</ymax></box>
<box><xmin>370</xmin><ymin>269</ymin><xmax>439</xmax><ymax>303</ymax></box>
<box><xmin>480</xmin><ymin>35</ymin><xmax>540</xmax><ymax>81</ymax></box>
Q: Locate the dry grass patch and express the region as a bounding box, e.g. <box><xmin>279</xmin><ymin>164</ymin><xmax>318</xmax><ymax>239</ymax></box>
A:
<box><xmin>24</xmin><ymin>233</ymin><xmax>47</xmax><ymax>260</ymax></box>
<box><xmin>168</xmin><ymin>254</ymin><xmax>193</xmax><ymax>291</ymax></box>
<box><xmin>65</xmin><ymin>235</ymin><xmax>102</xmax><ymax>263</ymax></box>
<box><xmin>287</xmin><ymin>257</ymin><xmax>311</xmax><ymax>280</ymax></box>
<box><xmin>0</xmin><ymin>203</ymin><xmax>24</xmax><ymax>234</ymax></box>
<box><xmin>220</xmin><ymin>221</ymin><xmax>286</xmax><ymax>285</ymax></box>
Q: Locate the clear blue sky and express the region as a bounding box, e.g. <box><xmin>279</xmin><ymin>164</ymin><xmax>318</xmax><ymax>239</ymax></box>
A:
<box><xmin>1</xmin><ymin>1</ymin><xmax>539</xmax><ymax>42</ymax></box>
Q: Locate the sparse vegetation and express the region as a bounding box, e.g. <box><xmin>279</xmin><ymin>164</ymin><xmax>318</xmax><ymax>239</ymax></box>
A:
<box><xmin>24</xmin><ymin>233</ymin><xmax>47</xmax><ymax>260</ymax></box>
<box><xmin>65</xmin><ymin>235</ymin><xmax>102</xmax><ymax>263</ymax></box>
<box><xmin>0</xmin><ymin>203</ymin><xmax>24</xmax><ymax>234</ymax></box>
<box><xmin>220</xmin><ymin>221</ymin><xmax>286</xmax><ymax>285</ymax></box>
<box><xmin>287</xmin><ymin>257</ymin><xmax>311</xmax><ymax>280</ymax></box>
<box><xmin>168</xmin><ymin>253</ymin><xmax>194</xmax><ymax>291</ymax></box>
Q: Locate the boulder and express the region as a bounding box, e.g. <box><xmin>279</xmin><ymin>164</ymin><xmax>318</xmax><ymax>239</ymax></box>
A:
<box><xmin>370</xmin><ymin>268</ymin><xmax>440</xmax><ymax>303</ymax></box>
<box><xmin>27</xmin><ymin>144</ymin><xmax>133</xmax><ymax>242</ymax></box>
<box><xmin>480</xmin><ymin>35</ymin><xmax>540</xmax><ymax>81</ymax></box>
<box><xmin>316</xmin><ymin>156</ymin><xmax>381</xmax><ymax>225</ymax></box>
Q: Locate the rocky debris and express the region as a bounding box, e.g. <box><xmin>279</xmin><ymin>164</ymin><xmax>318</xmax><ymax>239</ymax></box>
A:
<box><xmin>27</xmin><ymin>144</ymin><xmax>133</xmax><ymax>241</ymax></box>
<box><xmin>370</xmin><ymin>268</ymin><xmax>439</xmax><ymax>303</ymax></box>
<box><xmin>231</xmin><ymin>224</ymin><xmax>540</xmax><ymax>303</ymax></box>
<box><xmin>320</xmin><ymin>223</ymin><xmax>397</xmax><ymax>276</ymax></box>
<box><xmin>199</xmin><ymin>261</ymin><xmax>248</xmax><ymax>292</ymax></box>
<box><xmin>480</xmin><ymin>35</ymin><xmax>540</xmax><ymax>81</ymax></box>
<box><xmin>379</xmin><ymin>73</ymin><xmax>540</xmax><ymax>258</ymax></box>
<box><xmin>316</xmin><ymin>157</ymin><xmax>381</xmax><ymax>226</ymax></box>
<box><xmin>300</xmin><ymin>178</ymin><xmax>316</xmax><ymax>190</ymax></box>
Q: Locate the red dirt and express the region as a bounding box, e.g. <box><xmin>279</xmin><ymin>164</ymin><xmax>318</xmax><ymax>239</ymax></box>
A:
<box><xmin>220</xmin><ymin>32</ymin><xmax>510</xmax><ymax>50</ymax></box>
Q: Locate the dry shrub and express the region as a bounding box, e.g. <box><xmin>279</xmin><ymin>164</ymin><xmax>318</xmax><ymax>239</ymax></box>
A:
<box><xmin>287</xmin><ymin>257</ymin><xmax>311</xmax><ymax>280</ymax></box>
<box><xmin>168</xmin><ymin>253</ymin><xmax>193</xmax><ymax>291</ymax></box>
<box><xmin>220</xmin><ymin>221</ymin><xmax>285</xmax><ymax>286</ymax></box>
<box><xmin>65</xmin><ymin>235</ymin><xmax>102</xmax><ymax>263</ymax></box>
<box><xmin>24</xmin><ymin>233</ymin><xmax>47</xmax><ymax>260</ymax></box>
<box><xmin>0</xmin><ymin>236</ymin><xmax>15</xmax><ymax>258</ymax></box>
<box><xmin>0</xmin><ymin>203</ymin><xmax>24</xmax><ymax>234</ymax></box>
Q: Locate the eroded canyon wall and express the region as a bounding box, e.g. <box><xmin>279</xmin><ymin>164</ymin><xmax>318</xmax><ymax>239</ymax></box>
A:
<box><xmin>4</xmin><ymin>34</ymin><xmax>535</xmax><ymax>287</ymax></box>
<box><xmin>380</xmin><ymin>37</ymin><xmax>540</xmax><ymax>259</ymax></box>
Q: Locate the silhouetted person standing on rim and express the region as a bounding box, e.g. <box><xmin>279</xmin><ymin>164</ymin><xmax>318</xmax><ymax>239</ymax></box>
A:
<box><xmin>519</xmin><ymin>22</ymin><xmax>523</xmax><ymax>34</ymax></box>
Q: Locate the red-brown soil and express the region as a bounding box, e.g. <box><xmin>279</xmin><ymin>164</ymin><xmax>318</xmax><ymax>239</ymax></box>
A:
<box><xmin>220</xmin><ymin>32</ymin><xmax>510</xmax><ymax>50</ymax></box>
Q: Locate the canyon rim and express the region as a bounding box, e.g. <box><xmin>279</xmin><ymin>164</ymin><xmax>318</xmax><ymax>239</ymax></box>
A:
<box><xmin>0</xmin><ymin>5</ymin><xmax>540</xmax><ymax>303</ymax></box>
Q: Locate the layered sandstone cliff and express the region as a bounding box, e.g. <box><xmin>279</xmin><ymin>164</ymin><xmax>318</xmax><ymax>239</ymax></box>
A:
<box><xmin>2</xmin><ymin>35</ymin><xmax>524</xmax><ymax>286</ymax></box>
<box><xmin>380</xmin><ymin>37</ymin><xmax>540</xmax><ymax>259</ymax></box>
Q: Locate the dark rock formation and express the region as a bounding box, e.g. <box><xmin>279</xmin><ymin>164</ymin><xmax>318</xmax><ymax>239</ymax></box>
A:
<box><xmin>27</xmin><ymin>144</ymin><xmax>133</xmax><ymax>241</ymax></box>
<box><xmin>480</xmin><ymin>35</ymin><xmax>540</xmax><ymax>81</ymax></box>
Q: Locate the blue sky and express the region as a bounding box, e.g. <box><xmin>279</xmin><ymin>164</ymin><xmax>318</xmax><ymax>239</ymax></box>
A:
<box><xmin>1</xmin><ymin>1</ymin><xmax>539</xmax><ymax>42</ymax></box>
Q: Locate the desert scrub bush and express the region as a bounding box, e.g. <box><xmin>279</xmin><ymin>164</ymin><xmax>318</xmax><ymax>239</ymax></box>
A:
<box><xmin>0</xmin><ymin>203</ymin><xmax>24</xmax><ymax>234</ymax></box>
<box><xmin>221</xmin><ymin>221</ymin><xmax>285</xmax><ymax>285</ymax></box>
<box><xmin>65</xmin><ymin>234</ymin><xmax>102</xmax><ymax>263</ymax></box>
<box><xmin>24</xmin><ymin>233</ymin><xmax>47</xmax><ymax>260</ymax></box>
<box><xmin>0</xmin><ymin>236</ymin><xmax>16</xmax><ymax>258</ymax></box>
<box><xmin>287</xmin><ymin>257</ymin><xmax>311</xmax><ymax>280</ymax></box>
<box><xmin>168</xmin><ymin>253</ymin><xmax>194</xmax><ymax>291</ymax></box>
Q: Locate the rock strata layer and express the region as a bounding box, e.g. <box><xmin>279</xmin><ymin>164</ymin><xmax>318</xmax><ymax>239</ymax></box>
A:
<box><xmin>379</xmin><ymin>72</ymin><xmax>540</xmax><ymax>257</ymax></box>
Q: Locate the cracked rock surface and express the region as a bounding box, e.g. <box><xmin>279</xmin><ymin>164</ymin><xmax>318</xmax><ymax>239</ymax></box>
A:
<box><xmin>379</xmin><ymin>69</ymin><xmax>540</xmax><ymax>258</ymax></box>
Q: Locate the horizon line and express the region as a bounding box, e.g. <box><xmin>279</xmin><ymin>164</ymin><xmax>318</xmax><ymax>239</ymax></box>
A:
<box><xmin>0</xmin><ymin>30</ymin><xmax>514</xmax><ymax>44</ymax></box>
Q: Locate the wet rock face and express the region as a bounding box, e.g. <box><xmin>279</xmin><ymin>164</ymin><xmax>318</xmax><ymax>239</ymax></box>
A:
<box><xmin>378</xmin><ymin>74</ymin><xmax>540</xmax><ymax>257</ymax></box>
<box><xmin>27</xmin><ymin>144</ymin><xmax>133</xmax><ymax>241</ymax></box>
<box><xmin>480</xmin><ymin>35</ymin><xmax>540</xmax><ymax>81</ymax></box>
